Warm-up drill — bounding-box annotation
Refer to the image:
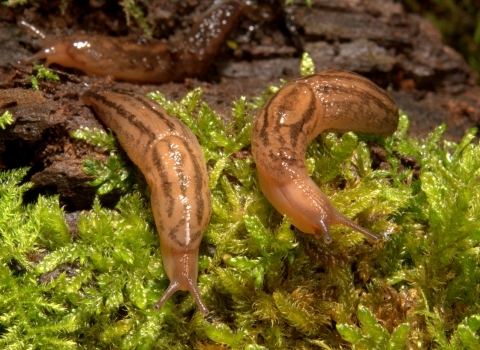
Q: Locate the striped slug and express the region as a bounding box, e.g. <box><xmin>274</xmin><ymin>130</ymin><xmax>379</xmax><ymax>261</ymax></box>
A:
<box><xmin>21</xmin><ymin>0</ymin><xmax>242</xmax><ymax>83</ymax></box>
<box><xmin>251</xmin><ymin>70</ymin><xmax>398</xmax><ymax>244</ymax></box>
<box><xmin>82</xmin><ymin>90</ymin><xmax>212</xmax><ymax>315</ymax></box>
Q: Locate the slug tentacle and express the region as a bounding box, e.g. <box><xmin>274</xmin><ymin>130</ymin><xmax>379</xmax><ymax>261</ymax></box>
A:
<box><xmin>252</xmin><ymin>70</ymin><xmax>398</xmax><ymax>243</ymax></box>
<box><xmin>155</xmin><ymin>278</ymin><xmax>208</xmax><ymax>315</ymax></box>
<box><xmin>155</xmin><ymin>246</ymin><xmax>209</xmax><ymax>315</ymax></box>
<box><xmin>83</xmin><ymin>90</ymin><xmax>211</xmax><ymax>315</ymax></box>
<box><xmin>18</xmin><ymin>20</ymin><xmax>62</xmax><ymax>66</ymax></box>
<box><xmin>155</xmin><ymin>282</ymin><xmax>181</xmax><ymax>311</ymax></box>
<box><xmin>18</xmin><ymin>20</ymin><xmax>46</xmax><ymax>40</ymax></box>
<box><xmin>20</xmin><ymin>1</ymin><xmax>242</xmax><ymax>83</ymax></box>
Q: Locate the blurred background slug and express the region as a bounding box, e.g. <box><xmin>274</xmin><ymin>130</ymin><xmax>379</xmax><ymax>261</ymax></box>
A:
<box><xmin>20</xmin><ymin>0</ymin><xmax>242</xmax><ymax>83</ymax></box>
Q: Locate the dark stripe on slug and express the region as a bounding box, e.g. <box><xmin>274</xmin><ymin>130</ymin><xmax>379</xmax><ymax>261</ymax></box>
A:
<box><xmin>270</xmin><ymin>83</ymin><xmax>317</xmax><ymax>149</ymax></box>
<box><xmin>315</xmin><ymin>73</ymin><xmax>395</xmax><ymax>115</ymax></box>
<box><xmin>96</xmin><ymin>109</ymin><xmax>137</xmax><ymax>146</ymax></box>
<box><xmin>115</xmin><ymin>91</ymin><xmax>178</xmax><ymax>131</ymax></box>
<box><xmin>288</xmin><ymin>85</ymin><xmax>317</xmax><ymax>148</ymax></box>
<box><xmin>85</xmin><ymin>91</ymin><xmax>157</xmax><ymax>142</ymax></box>
<box><xmin>168</xmin><ymin>217</ymin><xmax>203</xmax><ymax>247</ymax></box>
<box><xmin>152</xmin><ymin>136</ymin><xmax>206</xmax><ymax>224</ymax></box>
<box><xmin>257</xmin><ymin>89</ymin><xmax>283</xmax><ymax>147</ymax></box>
<box><xmin>299</xmin><ymin>70</ymin><xmax>392</xmax><ymax>111</ymax></box>
<box><xmin>270</xmin><ymin>86</ymin><xmax>302</xmax><ymax>146</ymax></box>
<box><xmin>148</xmin><ymin>130</ymin><xmax>207</xmax><ymax>226</ymax></box>
<box><xmin>162</xmin><ymin>182</ymin><xmax>174</xmax><ymax>217</ymax></box>
<box><xmin>152</xmin><ymin>145</ymin><xmax>175</xmax><ymax>217</ymax></box>
<box><xmin>177</xmin><ymin>138</ymin><xmax>206</xmax><ymax>225</ymax></box>
<box><xmin>262</xmin><ymin>83</ymin><xmax>316</xmax><ymax>150</ymax></box>
<box><xmin>168</xmin><ymin>218</ymin><xmax>186</xmax><ymax>246</ymax></box>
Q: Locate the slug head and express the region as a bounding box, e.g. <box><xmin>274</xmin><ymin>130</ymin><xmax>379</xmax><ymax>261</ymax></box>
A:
<box><xmin>21</xmin><ymin>38</ymin><xmax>73</xmax><ymax>67</ymax></box>
<box><xmin>257</xmin><ymin>167</ymin><xmax>379</xmax><ymax>244</ymax></box>
<box><xmin>155</xmin><ymin>243</ymin><xmax>209</xmax><ymax>315</ymax></box>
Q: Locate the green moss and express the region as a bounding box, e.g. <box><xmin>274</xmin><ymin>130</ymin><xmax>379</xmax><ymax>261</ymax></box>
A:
<box><xmin>0</xmin><ymin>168</ymin><xmax>78</xmax><ymax>348</ymax></box>
<box><xmin>70</xmin><ymin>127</ymin><xmax>134</xmax><ymax>195</ymax></box>
<box><xmin>1</xmin><ymin>0</ymin><xmax>27</xmax><ymax>6</ymax></box>
<box><xmin>0</xmin><ymin>111</ymin><xmax>14</xmax><ymax>129</ymax></box>
<box><xmin>70</xmin><ymin>127</ymin><xmax>117</xmax><ymax>150</ymax></box>
<box><xmin>3</xmin><ymin>55</ymin><xmax>480</xmax><ymax>348</ymax></box>
<box><xmin>118</xmin><ymin>0</ymin><xmax>152</xmax><ymax>38</ymax></box>
<box><xmin>300</xmin><ymin>51</ymin><xmax>315</xmax><ymax>77</ymax></box>
<box><xmin>29</xmin><ymin>64</ymin><xmax>60</xmax><ymax>91</ymax></box>
<box><xmin>337</xmin><ymin>304</ymin><xmax>409</xmax><ymax>349</ymax></box>
<box><xmin>285</xmin><ymin>0</ymin><xmax>312</xmax><ymax>7</ymax></box>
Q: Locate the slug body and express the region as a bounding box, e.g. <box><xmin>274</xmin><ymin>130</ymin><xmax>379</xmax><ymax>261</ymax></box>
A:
<box><xmin>83</xmin><ymin>90</ymin><xmax>212</xmax><ymax>315</ymax></box>
<box><xmin>251</xmin><ymin>70</ymin><xmax>398</xmax><ymax>244</ymax></box>
<box><xmin>22</xmin><ymin>1</ymin><xmax>242</xmax><ymax>83</ymax></box>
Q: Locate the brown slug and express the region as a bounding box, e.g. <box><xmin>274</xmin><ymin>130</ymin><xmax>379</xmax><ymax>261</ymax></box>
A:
<box><xmin>251</xmin><ymin>70</ymin><xmax>399</xmax><ymax>244</ymax></box>
<box><xmin>21</xmin><ymin>1</ymin><xmax>242</xmax><ymax>83</ymax></box>
<box><xmin>82</xmin><ymin>90</ymin><xmax>212</xmax><ymax>315</ymax></box>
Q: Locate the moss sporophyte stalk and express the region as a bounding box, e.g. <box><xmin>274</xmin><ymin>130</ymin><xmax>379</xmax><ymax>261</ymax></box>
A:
<box><xmin>2</xmin><ymin>58</ymin><xmax>480</xmax><ymax>348</ymax></box>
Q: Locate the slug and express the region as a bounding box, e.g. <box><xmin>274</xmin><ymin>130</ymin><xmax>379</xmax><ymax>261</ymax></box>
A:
<box><xmin>21</xmin><ymin>0</ymin><xmax>242</xmax><ymax>83</ymax></box>
<box><xmin>251</xmin><ymin>70</ymin><xmax>399</xmax><ymax>244</ymax></box>
<box><xmin>82</xmin><ymin>90</ymin><xmax>212</xmax><ymax>315</ymax></box>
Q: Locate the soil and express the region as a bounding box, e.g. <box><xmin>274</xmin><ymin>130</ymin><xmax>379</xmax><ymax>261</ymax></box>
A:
<box><xmin>1</xmin><ymin>0</ymin><xmax>479</xmax><ymax>210</ymax></box>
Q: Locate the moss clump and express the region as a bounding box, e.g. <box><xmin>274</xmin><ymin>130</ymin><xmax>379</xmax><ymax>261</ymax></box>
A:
<box><xmin>3</xmin><ymin>60</ymin><xmax>480</xmax><ymax>348</ymax></box>
<box><xmin>118</xmin><ymin>0</ymin><xmax>151</xmax><ymax>38</ymax></box>
<box><xmin>0</xmin><ymin>111</ymin><xmax>14</xmax><ymax>129</ymax></box>
<box><xmin>0</xmin><ymin>168</ymin><xmax>77</xmax><ymax>348</ymax></box>
<box><xmin>29</xmin><ymin>64</ymin><xmax>60</xmax><ymax>91</ymax></box>
<box><xmin>1</xmin><ymin>0</ymin><xmax>28</xmax><ymax>6</ymax></box>
<box><xmin>71</xmin><ymin>127</ymin><xmax>134</xmax><ymax>195</ymax></box>
<box><xmin>300</xmin><ymin>51</ymin><xmax>315</xmax><ymax>77</ymax></box>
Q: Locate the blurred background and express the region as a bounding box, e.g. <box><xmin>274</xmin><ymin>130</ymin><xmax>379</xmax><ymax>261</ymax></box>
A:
<box><xmin>401</xmin><ymin>0</ymin><xmax>480</xmax><ymax>81</ymax></box>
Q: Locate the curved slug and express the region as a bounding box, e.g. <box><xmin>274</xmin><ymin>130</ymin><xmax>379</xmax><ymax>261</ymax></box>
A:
<box><xmin>21</xmin><ymin>1</ymin><xmax>242</xmax><ymax>83</ymax></box>
<box><xmin>251</xmin><ymin>70</ymin><xmax>398</xmax><ymax>244</ymax></box>
<box><xmin>82</xmin><ymin>90</ymin><xmax>212</xmax><ymax>315</ymax></box>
